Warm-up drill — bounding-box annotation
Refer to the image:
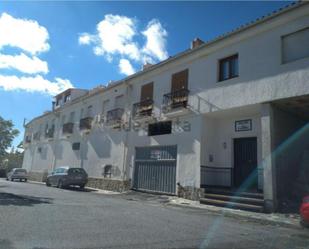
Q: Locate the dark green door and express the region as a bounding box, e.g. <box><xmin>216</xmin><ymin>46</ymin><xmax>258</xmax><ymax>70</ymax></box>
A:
<box><xmin>234</xmin><ymin>137</ymin><xmax>258</xmax><ymax>189</ymax></box>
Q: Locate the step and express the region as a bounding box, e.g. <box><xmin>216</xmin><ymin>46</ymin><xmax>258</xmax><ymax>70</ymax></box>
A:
<box><xmin>203</xmin><ymin>188</ymin><xmax>264</xmax><ymax>199</ymax></box>
<box><xmin>200</xmin><ymin>198</ymin><xmax>264</xmax><ymax>213</ymax></box>
<box><xmin>204</xmin><ymin>193</ymin><xmax>264</xmax><ymax>206</ymax></box>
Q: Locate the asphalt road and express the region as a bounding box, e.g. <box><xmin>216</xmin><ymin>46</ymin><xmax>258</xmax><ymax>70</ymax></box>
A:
<box><xmin>0</xmin><ymin>179</ymin><xmax>308</xmax><ymax>249</ymax></box>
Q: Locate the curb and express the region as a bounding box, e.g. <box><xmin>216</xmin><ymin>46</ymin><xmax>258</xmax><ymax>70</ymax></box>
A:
<box><xmin>27</xmin><ymin>180</ymin><xmax>120</xmax><ymax>194</ymax></box>
<box><xmin>168</xmin><ymin>198</ymin><xmax>301</xmax><ymax>230</ymax></box>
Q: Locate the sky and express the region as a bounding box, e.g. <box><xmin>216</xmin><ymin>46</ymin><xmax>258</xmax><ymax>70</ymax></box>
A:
<box><xmin>0</xmin><ymin>1</ymin><xmax>291</xmax><ymax>147</ymax></box>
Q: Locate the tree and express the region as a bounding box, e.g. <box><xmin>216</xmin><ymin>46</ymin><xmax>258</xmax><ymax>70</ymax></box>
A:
<box><xmin>0</xmin><ymin>116</ymin><xmax>19</xmax><ymax>159</ymax></box>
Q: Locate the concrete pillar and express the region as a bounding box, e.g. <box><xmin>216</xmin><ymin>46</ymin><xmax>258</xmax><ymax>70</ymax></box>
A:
<box><xmin>261</xmin><ymin>103</ymin><xmax>277</xmax><ymax>212</ymax></box>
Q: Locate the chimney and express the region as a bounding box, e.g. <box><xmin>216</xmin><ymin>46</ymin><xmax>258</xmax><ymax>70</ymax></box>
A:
<box><xmin>142</xmin><ymin>62</ymin><xmax>153</xmax><ymax>70</ymax></box>
<box><xmin>191</xmin><ymin>38</ymin><xmax>204</xmax><ymax>49</ymax></box>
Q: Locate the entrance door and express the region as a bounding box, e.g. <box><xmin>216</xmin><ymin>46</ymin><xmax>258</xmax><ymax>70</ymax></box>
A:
<box><xmin>234</xmin><ymin>137</ymin><xmax>258</xmax><ymax>189</ymax></box>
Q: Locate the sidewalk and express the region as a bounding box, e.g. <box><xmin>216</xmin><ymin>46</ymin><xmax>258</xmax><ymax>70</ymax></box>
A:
<box><xmin>168</xmin><ymin>197</ymin><xmax>302</xmax><ymax>229</ymax></box>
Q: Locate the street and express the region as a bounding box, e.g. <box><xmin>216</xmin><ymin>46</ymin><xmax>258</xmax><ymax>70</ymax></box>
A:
<box><xmin>0</xmin><ymin>179</ymin><xmax>308</xmax><ymax>249</ymax></box>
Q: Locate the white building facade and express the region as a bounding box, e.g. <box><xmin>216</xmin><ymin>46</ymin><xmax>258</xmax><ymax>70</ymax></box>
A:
<box><xmin>23</xmin><ymin>2</ymin><xmax>309</xmax><ymax>212</ymax></box>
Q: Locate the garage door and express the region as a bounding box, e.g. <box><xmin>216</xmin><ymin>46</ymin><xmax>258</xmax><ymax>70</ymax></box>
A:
<box><xmin>133</xmin><ymin>145</ymin><xmax>177</xmax><ymax>194</ymax></box>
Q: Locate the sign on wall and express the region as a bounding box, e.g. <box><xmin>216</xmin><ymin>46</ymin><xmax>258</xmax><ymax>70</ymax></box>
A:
<box><xmin>235</xmin><ymin>119</ymin><xmax>252</xmax><ymax>132</ymax></box>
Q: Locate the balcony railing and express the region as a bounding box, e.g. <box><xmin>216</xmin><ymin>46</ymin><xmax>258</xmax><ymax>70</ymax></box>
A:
<box><xmin>62</xmin><ymin>122</ymin><xmax>74</xmax><ymax>134</ymax></box>
<box><xmin>132</xmin><ymin>99</ymin><xmax>153</xmax><ymax>119</ymax></box>
<box><xmin>79</xmin><ymin>117</ymin><xmax>93</xmax><ymax>130</ymax></box>
<box><xmin>162</xmin><ymin>88</ymin><xmax>189</xmax><ymax>113</ymax></box>
<box><xmin>45</xmin><ymin>127</ymin><xmax>54</xmax><ymax>139</ymax></box>
<box><xmin>106</xmin><ymin>108</ymin><xmax>124</xmax><ymax>127</ymax></box>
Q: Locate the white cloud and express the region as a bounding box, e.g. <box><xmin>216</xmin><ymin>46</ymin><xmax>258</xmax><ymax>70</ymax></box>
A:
<box><xmin>79</xmin><ymin>14</ymin><xmax>169</xmax><ymax>75</ymax></box>
<box><xmin>0</xmin><ymin>53</ymin><xmax>48</xmax><ymax>74</ymax></box>
<box><xmin>0</xmin><ymin>13</ymin><xmax>50</xmax><ymax>55</ymax></box>
<box><xmin>118</xmin><ymin>59</ymin><xmax>135</xmax><ymax>76</ymax></box>
<box><xmin>95</xmin><ymin>14</ymin><xmax>139</xmax><ymax>61</ymax></box>
<box><xmin>142</xmin><ymin>19</ymin><xmax>168</xmax><ymax>61</ymax></box>
<box><xmin>0</xmin><ymin>13</ymin><xmax>75</xmax><ymax>96</ymax></box>
<box><xmin>78</xmin><ymin>33</ymin><xmax>93</xmax><ymax>45</ymax></box>
<box><xmin>0</xmin><ymin>75</ymin><xmax>73</xmax><ymax>95</ymax></box>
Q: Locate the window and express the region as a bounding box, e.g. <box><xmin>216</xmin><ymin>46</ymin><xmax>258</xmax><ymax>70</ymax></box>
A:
<box><xmin>282</xmin><ymin>28</ymin><xmax>309</xmax><ymax>64</ymax></box>
<box><xmin>56</xmin><ymin>97</ymin><xmax>61</xmax><ymax>106</ymax></box>
<box><xmin>171</xmin><ymin>69</ymin><xmax>188</xmax><ymax>92</ymax></box>
<box><xmin>86</xmin><ymin>105</ymin><xmax>93</xmax><ymax>117</ymax></box>
<box><xmin>64</xmin><ymin>94</ymin><xmax>71</xmax><ymax>103</ymax></box>
<box><xmin>115</xmin><ymin>95</ymin><xmax>124</xmax><ymax>108</ymax></box>
<box><xmin>140</xmin><ymin>82</ymin><xmax>154</xmax><ymax>101</ymax></box>
<box><xmin>102</xmin><ymin>100</ymin><xmax>110</xmax><ymax>114</ymax></box>
<box><xmin>72</xmin><ymin>142</ymin><xmax>80</xmax><ymax>150</ymax></box>
<box><xmin>69</xmin><ymin>112</ymin><xmax>75</xmax><ymax>123</ymax></box>
<box><xmin>219</xmin><ymin>54</ymin><xmax>239</xmax><ymax>81</ymax></box>
<box><xmin>148</xmin><ymin>121</ymin><xmax>172</xmax><ymax>136</ymax></box>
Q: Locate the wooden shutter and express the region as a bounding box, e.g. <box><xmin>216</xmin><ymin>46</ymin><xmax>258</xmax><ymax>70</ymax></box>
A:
<box><xmin>171</xmin><ymin>69</ymin><xmax>188</xmax><ymax>92</ymax></box>
<box><xmin>140</xmin><ymin>82</ymin><xmax>153</xmax><ymax>101</ymax></box>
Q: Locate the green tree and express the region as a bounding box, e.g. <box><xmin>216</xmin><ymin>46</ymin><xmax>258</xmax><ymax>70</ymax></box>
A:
<box><xmin>0</xmin><ymin>116</ymin><xmax>19</xmax><ymax>163</ymax></box>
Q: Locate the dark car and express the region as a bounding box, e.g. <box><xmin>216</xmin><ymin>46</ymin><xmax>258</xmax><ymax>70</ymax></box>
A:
<box><xmin>46</xmin><ymin>167</ymin><xmax>88</xmax><ymax>189</ymax></box>
<box><xmin>6</xmin><ymin>168</ymin><xmax>28</xmax><ymax>182</ymax></box>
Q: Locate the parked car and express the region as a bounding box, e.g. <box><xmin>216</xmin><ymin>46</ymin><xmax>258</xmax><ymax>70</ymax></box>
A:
<box><xmin>6</xmin><ymin>168</ymin><xmax>28</xmax><ymax>182</ymax></box>
<box><xmin>300</xmin><ymin>195</ymin><xmax>309</xmax><ymax>228</ymax></box>
<box><xmin>46</xmin><ymin>167</ymin><xmax>88</xmax><ymax>189</ymax></box>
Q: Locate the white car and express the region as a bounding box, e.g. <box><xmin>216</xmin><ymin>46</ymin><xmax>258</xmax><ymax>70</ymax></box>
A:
<box><xmin>6</xmin><ymin>168</ymin><xmax>28</xmax><ymax>182</ymax></box>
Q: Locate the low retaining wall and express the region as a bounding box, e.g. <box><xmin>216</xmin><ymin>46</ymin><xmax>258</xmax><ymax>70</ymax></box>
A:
<box><xmin>177</xmin><ymin>185</ymin><xmax>204</xmax><ymax>201</ymax></box>
<box><xmin>86</xmin><ymin>177</ymin><xmax>131</xmax><ymax>192</ymax></box>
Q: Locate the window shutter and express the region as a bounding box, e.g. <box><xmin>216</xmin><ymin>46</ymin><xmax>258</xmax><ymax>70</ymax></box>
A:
<box><xmin>140</xmin><ymin>82</ymin><xmax>154</xmax><ymax>101</ymax></box>
<box><xmin>171</xmin><ymin>69</ymin><xmax>188</xmax><ymax>92</ymax></box>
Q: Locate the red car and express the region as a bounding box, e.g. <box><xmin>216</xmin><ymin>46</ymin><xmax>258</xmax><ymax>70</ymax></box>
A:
<box><xmin>300</xmin><ymin>195</ymin><xmax>309</xmax><ymax>228</ymax></box>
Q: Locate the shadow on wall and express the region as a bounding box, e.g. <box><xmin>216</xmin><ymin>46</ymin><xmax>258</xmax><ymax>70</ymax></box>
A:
<box><xmin>88</xmin><ymin>130</ymin><xmax>112</xmax><ymax>159</ymax></box>
<box><xmin>0</xmin><ymin>240</ymin><xmax>14</xmax><ymax>249</ymax></box>
<box><xmin>53</xmin><ymin>142</ymin><xmax>64</xmax><ymax>160</ymax></box>
<box><xmin>0</xmin><ymin>192</ymin><xmax>52</xmax><ymax>206</ymax></box>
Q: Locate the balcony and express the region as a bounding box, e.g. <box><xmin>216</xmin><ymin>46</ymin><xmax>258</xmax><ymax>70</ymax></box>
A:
<box><xmin>162</xmin><ymin>89</ymin><xmax>190</xmax><ymax>115</ymax></box>
<box><xmin>132</xmin><ymin>99</ymin><xmax>154</xmax><ymax>120</ymax></box>
<box><xmin>62</xmin><ymin>122</ymin><xmax>74</xmax><ymax>135</ymax></box>
<box><xmin>45</xmin><ymin>127</ymin><xmax>54</xmax><ymax>139</ymax></box>
<box><xmin>33</xmin><ymin>132</ymin><xmax>41</xmax><ymax>141</ymax></box>
<box><xmin>79</xmin><ymin>117</ymin><xmax>93</xmax><ymax>131</ymax></box>
<box><xmin>106</xmin><ymin>108</ymin><xmax>124</xmax><ymax>128</ymax></box>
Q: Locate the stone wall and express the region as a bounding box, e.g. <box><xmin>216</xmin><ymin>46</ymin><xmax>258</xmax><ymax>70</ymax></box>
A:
<box><xmin>28</xmin><ymin>171</ymin><xmax>48</xmax><ymax>182</ymax></box>
<box><xmin>177</xmin><ymin>184</ymin><xmax>204</xmax><ymax>201</ymax></box>
<box><xmin>86</xmin><ymin>177</ymin><xmax>131</xmax><ymax>192</ymax></box>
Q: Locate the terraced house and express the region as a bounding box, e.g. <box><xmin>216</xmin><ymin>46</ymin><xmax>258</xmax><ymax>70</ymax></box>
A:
<box><xmin>22</xmin><ymin>2</ymin><xmax>309</xmax><ymax>212</ymax></box>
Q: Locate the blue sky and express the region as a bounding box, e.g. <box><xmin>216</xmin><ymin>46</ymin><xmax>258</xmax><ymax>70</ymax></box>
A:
<box><xmin>0</xmin><ymin>1</ymin><xmax>291</xmax><ymax>147</ymax></box>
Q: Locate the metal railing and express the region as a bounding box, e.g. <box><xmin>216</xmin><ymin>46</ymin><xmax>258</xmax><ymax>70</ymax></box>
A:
<box><xmin>162</xmin><ymin>88</ymin><xmax>189</xmax><ymax>113</ymax></box>
<box><xmin>33</xmin><ymin>132</ymin><xmax>41</xmax><ymax>141</ymax></box>
<box><xmin>79</xmin><ymin>117</ymin><xmax>93</xmax><ymax>130</ymax></box>
<box><xmin>106</xmin><ymin>108</ymin><xmax>124</xmax><ymax>126</ymax></box>
<box><xmin>132</xmin><ymin>99</ymin><xmax>153</xmax><ymax>118</ymax></box>
<box><xmin>62</xmin><ymin>122</ymin><xmax>74</xmax><ymax>134</ymax></box>
<box><xmin>200</xmin><ymin>166</ymin><xmax>233</xmax><ymax>187</ymax></box>
<box><xmin>45</xmin><ymin>127</ymin><xmax>54</xmax><ymax>138</ymax></box>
